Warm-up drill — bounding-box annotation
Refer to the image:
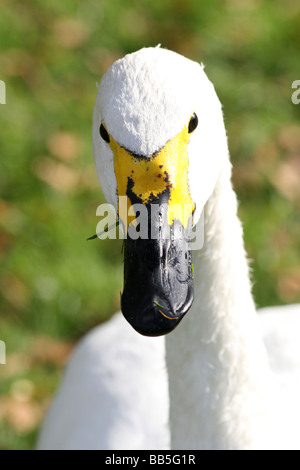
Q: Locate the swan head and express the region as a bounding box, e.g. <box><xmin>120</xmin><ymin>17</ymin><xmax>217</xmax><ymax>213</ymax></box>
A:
<box><xmin>93</xmin><ymin>47</ymin><xmax>228</xmax><ymax>336</ymax></box>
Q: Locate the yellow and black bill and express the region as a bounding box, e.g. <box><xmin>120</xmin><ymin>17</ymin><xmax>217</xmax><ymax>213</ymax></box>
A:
<box><xmin>104</xmin><ymin>123</ymin><xmax>195</xmax><ymax>336</ymax></box>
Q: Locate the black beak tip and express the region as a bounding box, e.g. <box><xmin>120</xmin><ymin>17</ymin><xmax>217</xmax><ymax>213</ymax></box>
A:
<box><xmin>122</xmin><ymin>304</ymin><xmax>185</xmax><ymax>337</ymax></box>
<box><xmin>121</xmin><ymin>286</ymin><xmax>194</xmax><ymax>337</ymax></box>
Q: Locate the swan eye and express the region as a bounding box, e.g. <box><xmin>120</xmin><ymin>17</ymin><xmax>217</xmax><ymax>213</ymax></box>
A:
<box><xmin>188</xmin><ymin>113</ymin><xmax>198</xmax><ymax>134</ymax></box>
<box><xmin>100</xmin><ymin>123</ymin><xmax>110</xmax><ymax>143</ymax></box>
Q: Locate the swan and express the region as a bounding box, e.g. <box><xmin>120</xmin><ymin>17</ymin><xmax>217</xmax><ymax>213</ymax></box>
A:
<box><xmin>36</xmin><ymin>47</ymin><xmax>300</xmax><ymax>451</ymax></box>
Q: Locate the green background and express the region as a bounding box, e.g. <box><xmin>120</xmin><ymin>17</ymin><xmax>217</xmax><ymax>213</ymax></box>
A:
<box><xmin>0</xmin><ymin>0</ymin><xmax>299</xmax><ymax>449</ymax></box>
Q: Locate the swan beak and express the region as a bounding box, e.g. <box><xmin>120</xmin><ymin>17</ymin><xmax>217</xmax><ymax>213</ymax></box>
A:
<box><xmin>111</xmin><ymin>126</ymin><xmax>195</xmax><ymax>336</ymax></box>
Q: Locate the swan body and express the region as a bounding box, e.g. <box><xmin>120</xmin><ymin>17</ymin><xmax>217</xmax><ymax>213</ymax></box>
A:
<box><xmin>37</xmin><ymin>305</ymin><xmax>300</xmax><ymax>450</ymax></box>
<box><xmin>37</xmin><ymin>47</ymin><xmax>300</xmax><ymax>450</ymax></box>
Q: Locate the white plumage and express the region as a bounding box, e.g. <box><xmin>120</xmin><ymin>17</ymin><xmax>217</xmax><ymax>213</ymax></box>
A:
<box><xmin>37</xmin><ymin>306</ymin><xmax>300</xmax><ymax>450</ymax></box>
<box><xmin>37</xmin><ymin>47</ymin><xmax>300</xmax><ymax>450</ymax></box>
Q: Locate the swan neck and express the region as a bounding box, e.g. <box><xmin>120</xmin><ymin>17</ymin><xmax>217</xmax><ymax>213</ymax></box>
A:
<box><xmin>165</xmin><ymin>161</ymin><xmax>271</xmax><ymax>450</ymax></box>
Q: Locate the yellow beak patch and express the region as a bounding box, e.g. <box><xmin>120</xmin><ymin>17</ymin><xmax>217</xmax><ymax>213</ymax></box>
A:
<box><xmin>108</xmin><ymin>125</ymin><xmax>195</xmax><ymax>230</ymax></box>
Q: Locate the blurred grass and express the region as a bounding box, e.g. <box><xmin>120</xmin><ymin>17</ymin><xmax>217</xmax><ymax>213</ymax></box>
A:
<box><xmin>0</xmin><ymin>0</ymin><xmax>299</xmax><ymax>449</ymax></box>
